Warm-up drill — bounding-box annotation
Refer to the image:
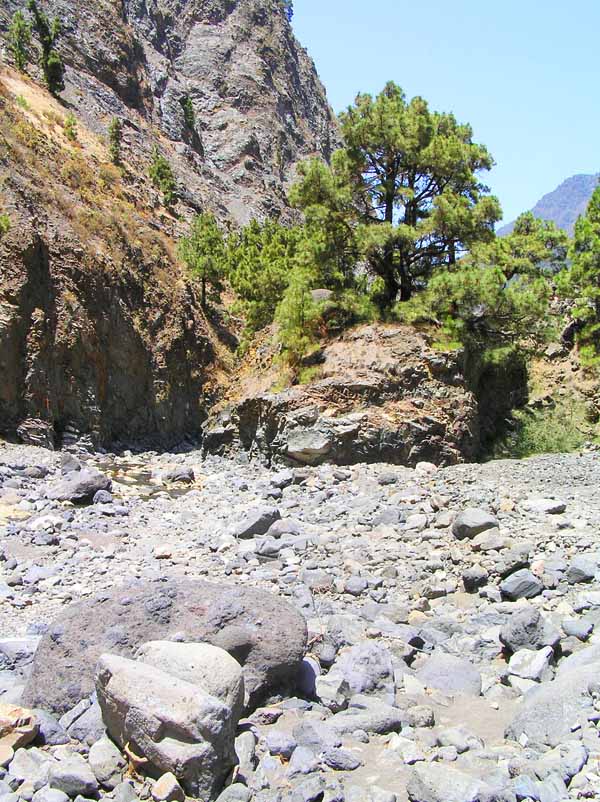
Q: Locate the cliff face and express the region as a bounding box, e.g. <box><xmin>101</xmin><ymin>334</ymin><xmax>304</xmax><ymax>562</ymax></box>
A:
<box><xmin>0</xmin><ymin>0</ymin><xmax>338</xmax><ymax>447</ymax></box>
<box><xmin>1</xmin><ymin>0</ymin><xmax>338</xmax><ymax>223</ymax></box>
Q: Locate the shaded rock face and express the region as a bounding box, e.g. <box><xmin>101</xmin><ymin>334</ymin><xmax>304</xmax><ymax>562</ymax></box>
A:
<box><xmin>204</xmin><ymin>325</ymin><xmax>491</xmax><ymax>467</ymax></box>
<box><xmin>22</xmin><ymin>579</ymin><xmax>307</xmax><ymax>715</ymax></box>
<box><xmin>0</xmin><ymin>216</ymin><xmax>214</xmax><ymax>447</ymax></box>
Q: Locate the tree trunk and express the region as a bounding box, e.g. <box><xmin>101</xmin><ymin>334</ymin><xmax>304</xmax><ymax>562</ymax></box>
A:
<box><xmin>399</xmin><ymin>266</ymin><xmax>412</xmax><ymax>301</ymax></box>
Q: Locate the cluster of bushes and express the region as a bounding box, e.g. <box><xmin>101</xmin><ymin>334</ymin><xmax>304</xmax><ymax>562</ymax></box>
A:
<box><xmin>9</xmin><ymin>1</ymin><xmax>64</xmax><ymax>95</ymax></box>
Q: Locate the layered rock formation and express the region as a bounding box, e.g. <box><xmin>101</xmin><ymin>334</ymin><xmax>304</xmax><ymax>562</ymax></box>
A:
<box><xmin>203</xmin><ymin>324</ymin><xmax>522</xmax><ymax>467</ymax></box>
<box><xmin>0</xmin><ymin>0</ymin><xmax>337</xmax><ymax>447</ymax></box>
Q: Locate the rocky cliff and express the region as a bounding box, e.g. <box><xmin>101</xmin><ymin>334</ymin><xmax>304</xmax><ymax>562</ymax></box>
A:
<box><xmin>203</xmin><ymin>324</ymin><xmax>525</xmax><ymax>467</ymax></box>
<box><xmin>0</xmin><ymin>0</ymin><xmax>338</xmax><ymax>447</ymax></box>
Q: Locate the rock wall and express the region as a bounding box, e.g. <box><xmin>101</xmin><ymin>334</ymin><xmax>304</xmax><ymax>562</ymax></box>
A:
<box><xmin>203</xmin><ymin>325</ymin><xmax>484</xmax><ymax>467</ymax></box>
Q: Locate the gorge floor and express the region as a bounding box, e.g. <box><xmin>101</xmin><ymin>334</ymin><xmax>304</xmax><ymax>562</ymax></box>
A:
<box><xmin>1</xmin><ymin>441</ymin><xmax>600</xmax><ymax>801</ymax></box>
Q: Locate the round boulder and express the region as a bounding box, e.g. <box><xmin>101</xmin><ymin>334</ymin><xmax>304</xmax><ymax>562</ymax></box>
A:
<box><xmin>23</xmin><ymin>579</ymin><xmax>307</xmax><ymax>715</ymax></box>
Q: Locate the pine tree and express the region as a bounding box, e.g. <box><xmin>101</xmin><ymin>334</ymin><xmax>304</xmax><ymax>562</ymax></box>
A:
<box><xmin>275</xmin><ymin>262</ymin><xmax>319</xmax><ymax>366</ymax></box>
<box><xmin>27</xmin><ymin>0</ymin><xmax>64</xmax><ymax>95</ymax></box>
<box><xmin>8</xmin><ymin>10</ymin><xmax>31</xmax><ymax>72</ymax></box>
<box><xmin>108</xmin><ymin>117</ymin><xmax>122</xmax><ymax>165</ymax></box>
<box><xmin>178</xmin><ymin>213</ymin><xmax>226</xmax><ymax>309</ymax></box>
<box><xmin>557</xmin><ymin>185</ymin><xmax>600</xmax><ymax>363</ymax></box>
<box><xmin>293</xmin><ymin>82</ymin><xmax>501</xmax><ymax>309</ymax></box>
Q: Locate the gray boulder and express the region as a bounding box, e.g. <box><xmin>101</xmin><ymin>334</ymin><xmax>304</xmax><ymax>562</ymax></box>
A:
<box><xmin>451</xmin><ymin>509</ymin><xmax>499</xmax><ymax>540</ymax></box>
<box><xmin>500</xmin><ymin>569</ymin><xmax>543</xmax><ymax>600</ymax></box>
<box><xmin>286</xmin><ymin>430</ymin><xmax>333</xmax><ymax>465</ymax></box>
<box><xmin>96</xmin><ymin>653</ymin><xmax>238</xmax><ymax>799</ymax></box>
<box><xmin>416</xmin><ymin>652</ymin><xmax>482</xmax><ymax>696</ymax></box>
<box><xmin>46</xmin><ymin>469</ymin><xmax>112</xmax><ymax>504</ymax></box>
<box><xmin>567</xmin><ymin>556</ymin><xmax>597</xmax><ymax>584</ymax></box>
<box><xmin>408</xmin><ymin>763</ymin><xmax>507</xmax><ymax>802</ymax></box>
<box><xmin>506</xmin><ymin>666</ymin><xmax>597</xmax><ymax>747</ymax></box>
<box><xmin>499</xmin><ymin>605</ymin><xmax>561</xmax><ymax>653</ymax></box>
<box><xmin>88</xmin><ymin>735</ymin><xmax>126</xmax><ymax>789</ymax></box>
<box><xmin>232</xmin><ymin>507</ymin><xmax>281</xmax><ymax>539</ymax></box>
<box><xmin>48</xmin><ymin>751</ymin><xmax>99</xmax><ymax>797</ymax></box>
<box><xmin>23</xmin><ymin>579</ymin><xmax>307</xmax><ymax>714</ymax></box>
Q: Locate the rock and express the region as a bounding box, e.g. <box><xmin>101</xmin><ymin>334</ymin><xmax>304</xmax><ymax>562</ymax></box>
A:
<box><xmin>567</xmin><ymin>556</ymin><xmax>597</xmax><ymax>584</ymax></box>
<box><xmin>321</xmin><ymin>747</ymin><xmax>361</xmax><ymax>771</ymax></box>
<box><xmin>451</xmin><ymin>509</ymin><xmax>499</xmax><ymax>540</ymax></box>
<box><xmin>215</xmin><ymin>785</ymin><xmax>252</xmax><ymax>802</ymax></box>
<box><xmin>562</xmin><ymin>618</ymin><xmax>593</xmax><ymax>641</ymax></box>
<box><xmin>506</xmin><ymin>665</ymin><xmax>598</xmax><ymax>747</ymax></box>
<box><xmin>327</xmin><ymin>702</ymin><xmax>406</xmax><ymax>736</ymax></box>
<box><xmin>0</xmin><ymin>703</ymin><xmax>38</xmax><ymax>750</ymax></box>
<box><xmin>88</xmin><ymin>736</ymin><xmax>126</xmax><ymax>789</ymax></box>
<box><xmin>286</xmin><ymin>431</ymin><xmax>333</xmax><ymax>465</ymax></box>
<box><xmin>32</xmin><ymin>790</ymin><xmax>69</xmax><ymax>802</ymax></box>
<box><xmin>23</xmin><ymin>579</ymin><xmax>307</xmax><ymax>713</ymax></box>
<box><xmin>462</xmin><ymin>565</ymin><xmax>488</xmax><ymax>593</ymax></box>
<box><xmin>232</xmin><ymin>507</ymin><xmax>281</xmax><ymax>539</ymax></box>
<box><xmin>508</xmin><ymin>646</ymin><xmax>553</xmax><ymax>681</ymax></box>
<box><xmin>522</xmin><ymin>497</ymin><xmax>566</xmax><ymax>514</ymax></box>
<box><xmin>46</xmin><ymin>469</ymin><xmax>112</xmax><ymax>504</ymax></box>
<box><xmin>151</xmin><ymin>773</ymin><xmax>185</xmax><ymax>802</ymax></box>
<box><xmin>48</xmin><ymin>752</ymin><xmax>99</xmax><ymax>797</ymax></box>
<box><xmin>500</xmin><ymin>569</ymin><xmax>543</xmax><ymax>600</ymax></box>
<box><xmin>96</xmin><ymin>653</ymin><xmax>238</xmax><ymax>799</ymax></box>
<box><xmin>407</xmin><ymin>763</ymin><xmax>503</xmax><ymax>802</ymax></box>
<box><xmin>500</xmin><ymin>605</ymin><xmax>561</xmax><ymax>653</ymax></box>
<box><xmin>136</xmin><ymin>641</ymin><xmax>244</xmax><ymax>716</ymax></box>
<box><xmin>334</xmin><ymin>642</ymin><xmax>395</xmax><ymax>702</ymax></box>
<box><xmin>416</xmin><ymin>652</ymin><xmax>482</xmax><ymax>696</ymax></box>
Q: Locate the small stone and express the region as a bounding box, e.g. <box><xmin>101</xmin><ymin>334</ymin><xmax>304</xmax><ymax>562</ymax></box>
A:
<box><xmin>452</xmin><ymin>509</ymin><xmax>499</xmax><ymax>540</ymax></box>
<box><xmin>151</xmin><ymin>773</ymin><xmax>185</xmax><ymax>802</ymax></box>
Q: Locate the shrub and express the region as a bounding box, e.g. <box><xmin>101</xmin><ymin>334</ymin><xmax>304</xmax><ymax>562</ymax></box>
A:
<box><xmin>27</xmin><ymin>0</ymin><xmax>65</xmax><ymax>96</ymax></box>
<box><xmin>16</xmin><ymin>95</ymin><xmax>30</xmax><ymax>110</ymax></box>
<box><xmin>487</xmin><ymin>397</ymin><xmax>592</xmax><ymax>460</ymax></box>
<box><xmin>180</xmin><ymin>96</ymin><xmax>195</xmax><ymax>130</ymax></box>
<box><xmin>149</xmin><ymin>146</ymin><xmax>177</xmax><ymax>207</ymax></box>
<box><xmin>107</xmin><ymin>117</ymin><xmax>122</xmax><ymax>164</ymax></box>
<box><xmin>0</xmin><ymin>213</ymin><xmax>10</xmax><ymax>238</ymax></box>
<box><xmin>64</xmin><ymin>112</ymin><xmax>77</xmax><ymax>141</ymax></box>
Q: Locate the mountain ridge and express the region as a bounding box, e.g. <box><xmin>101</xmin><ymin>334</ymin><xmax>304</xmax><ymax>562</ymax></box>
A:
<box><xmin>499</xmin><ymin>172</ymin><xmax>599</xmax><ymax>236</ymax></box>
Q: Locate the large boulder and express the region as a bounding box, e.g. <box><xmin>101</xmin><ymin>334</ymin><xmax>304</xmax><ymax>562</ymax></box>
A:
<box><xmin>23</xmin><ymin>580</ymin><xmax>307</xmax><ymax>715</ymax></box>
<box><xmin>505</xmin><ymin>666</ymin><xmax>598</xmax><ymax>747</ymax></box>
<box><xmin>451</xmin><ymin>509</ymin><xmax>499</xmax><ymax>540</ymax></box>
<box><xmin>46</xmin><ymin>469</ymin><xmax>112</xmax><ymax>504</ymax></box>
<box><xmin>96</xmin><ymin>653</ymin><xmax>237</xmax><ymax>799</ymax></box>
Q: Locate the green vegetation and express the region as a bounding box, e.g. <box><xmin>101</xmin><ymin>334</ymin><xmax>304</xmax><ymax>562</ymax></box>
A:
<box><xmin>178</xmin><ymin>213</ymin><xmax>226</xmax><ymax>309</ymax></box>
<box><xmin>488</xmin><ymin>399</ymin><xmax>591</xmax><ymax>460</ymax></box>
<box><xmin>16</xmin><ymin>95</ymin><xmax>30</xmax><ymax>110</ymax></box>
<box><xmin>149</xmin><ymin>147</ymin><xmax>177</xmax><ymax>207</ymax></box>
<box><xmin>0</xmin><ymin>213</ymin><xmax>10</xmax><ymax>238</ymax></box>
<box><xmin>293</xmin><ymin>82</ymin><xmax>501</xmax><ymax>311</ymax></box>
<box><xmin>558</xmin><ymin>185</ymin><xmax>600</xmax><ymax>364</ymax></box>
<box><xmin>174</xmin><ymin>81</ymin><xmax>570</xmax><ymax>374</ymax></box>
<box><xmin>8</xmin><ymin>10</ymin><xmax>31</xmax><ymax>72</ymax></box>
<box><xmin>27</xmin><ymin>0</ymin><xmax>65</xmax><ymax>96</ymax></box>
<box><xmin>180</xmin><ymin>96</ymin><xmax>195</xmax><ymax>131</ymax></box>
<box><xmin>107</xmin><ymin>118</ymin><xmax>122</xmax><ymax>165</ymax></box>
<box><xmin>64</xmin><ymin>112</ymin><xmax>77</xmax><ymax>141</ymax></box>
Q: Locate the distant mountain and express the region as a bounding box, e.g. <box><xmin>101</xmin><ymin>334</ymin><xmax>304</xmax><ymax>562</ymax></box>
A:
<box><xmin>499</xmin><ymin>173</ymin><xmax>600</xmax><ymax>236</ymax></box>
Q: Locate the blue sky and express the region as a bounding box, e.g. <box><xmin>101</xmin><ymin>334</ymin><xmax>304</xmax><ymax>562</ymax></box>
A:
<box><xmin>293</xmin><ymin>0</ymin><xmax>599</xmax><ymax>226</ymax></box>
